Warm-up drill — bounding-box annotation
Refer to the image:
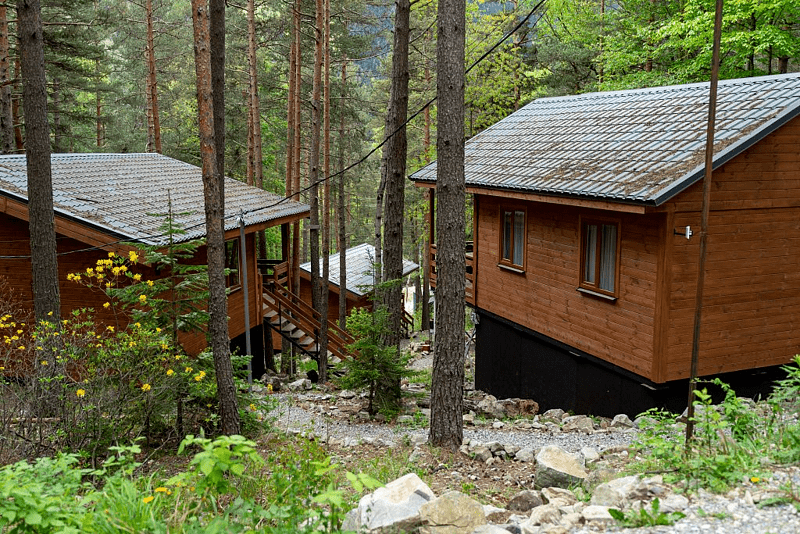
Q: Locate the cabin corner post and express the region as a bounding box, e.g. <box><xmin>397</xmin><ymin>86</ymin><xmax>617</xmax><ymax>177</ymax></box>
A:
<box><xmin>652</xmin><ymin>207</ymin><xmax>674</xmax><ymax>384</ymax></box>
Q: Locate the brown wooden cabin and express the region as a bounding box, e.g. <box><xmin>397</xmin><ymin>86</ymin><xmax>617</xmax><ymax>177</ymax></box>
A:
<box><xmin>412</xmin><ymin>73</ymin><xmax>800</xmax><ymax>417</ymax></box>
<box><xmin>297</xmin><ymin>243</ymin><xmax>418</xmax><ymax>334</ymax></box>
<box><xmin>0</xmin><ymin>153</ymin><xmax>309</xmax><ymax>372</ymax></box>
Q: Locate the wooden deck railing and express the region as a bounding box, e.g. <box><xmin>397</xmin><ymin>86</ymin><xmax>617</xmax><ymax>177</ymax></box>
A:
<box><xmin>429</xmin><ymin>243</ymin><xmax>475</xmax><ymax>307</ymax></box>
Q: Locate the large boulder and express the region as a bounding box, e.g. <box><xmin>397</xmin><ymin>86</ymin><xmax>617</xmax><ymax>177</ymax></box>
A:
<box><xmin>419</xmin><ymin>491</ymin><xmax>486</xmax><ymax>534</ymax></box>
<box><xmin>477</xmin><ymin>395</ymin><xmax>507</xmax><ymax>419</ymax></box>
<box><xmin>342</xmin><ymin>473</ymin><xmax>435</xmax><ymax>532</ymax></box>
<box><xmin>507</xmin><ymin>490</ymin><xmax>545</xmax><ymax>512</ymax></box>
<box><xmin>535</xmin><ymin>445</ymin><xmax>588</xmax><ymax>489</ymax></box>
<box><xmin>590</xmin><ymin>475</ymin><xmax>647</xmax><ymax>508</ymax></box>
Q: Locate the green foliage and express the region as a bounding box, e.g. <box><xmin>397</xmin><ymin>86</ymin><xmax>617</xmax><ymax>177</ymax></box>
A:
<box><xmin>609</xmin><ymin>498</ymin><xmax>686</xmax><ymax>528</ymax></box>
<box><xmin>336</xmin><ymin>306</ymin><xmax>414</xmax><ymax>416</ymax></box>
<box><xmin>631</xmin><ymin>357</ymin><xmax>800</xmax><ymax>493</ymax></box>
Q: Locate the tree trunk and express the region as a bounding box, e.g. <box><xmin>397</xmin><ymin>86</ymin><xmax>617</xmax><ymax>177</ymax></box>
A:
<box><xmin>0</xmin><ymin>6</ymin><xmax>14</xmax><ymax>154</ymax></box>
<box><xmin>421</xmin><ymin>91</ymin><xmax>432</xmax><ymax>332</ymax></box>
<box><xmin>308</xmin><ymin>0</ymin><xmax>323</xmax><ymax>375</ymax></box>
<box><xmin>18</xmin><ymin>0</ymin><xmax>60</xmax><ymax>323</ymax></box>
<box><xmin>381</xmin><ymin>0</ymin><xmax>411</xmax><ymax>353</ymax></box>
<box><xmin>191</xmin><ymin>0</ymin><xmax>239</xmax><ymax>435</ymax></box>
<box><xmin>246</xmin><ymin>0</ymin><xmax>263</xmax><ymax>193</ymax></box>
<box><xmin>429</xmin><ymin>0</ymin><xmax>465</xmax><ymax>450</ymax></box>
<box><xmin>338</xmin><ymin>60</ymin><xmax>347</xmax><ymax>330</ymax></box>
<box><xmin>281</xmin><ymin>2</ymin><xmax>296</xmax><ymax>375</ymax></box>
<box><xmin>52</xmin><ymin>78</ymin><xmax>61</xmax><ymax>153</ymax></box>
<box><xmin>318</xmin><ymin>0</ymin><xmax>331</xmax><ymax>383</ymax></box>
<box><xmin>210</xmin><ymin>0</ymin><xmax>224</xmax><ymax>209</ymax></box>
<box><xmin>12</xmin><ymin>58</ymin><xmax>23</xmax><ymax>151</ymax></box>
<box><xmin>145</xmin><ymin>0</ymin><xmax>162</xmax><ymax>153</ymax></box>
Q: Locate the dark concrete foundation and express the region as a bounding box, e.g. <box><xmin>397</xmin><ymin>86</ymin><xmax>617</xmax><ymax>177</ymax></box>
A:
<box><xmin>473</xmin><ymin>309</ymin><xmax>788</xmax><ymax>418</ymax></box>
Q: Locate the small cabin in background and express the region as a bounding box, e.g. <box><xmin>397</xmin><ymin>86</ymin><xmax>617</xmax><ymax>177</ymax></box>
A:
<box><xmin>412</xmin><ymin>73</ymin><xmax>800</xmax><ymax>417</ymax></box>
<box><xmin>0</xmin><ymin>153</ymin><xmax>310</xmax><ymax>370</ymax></box>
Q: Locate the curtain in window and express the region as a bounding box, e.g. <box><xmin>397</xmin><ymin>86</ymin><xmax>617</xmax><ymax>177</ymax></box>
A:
<box><xmin>503</xmin><ymin>211</ymin><xmax>512</xmax><ymax>261</ymax></box>
<box><xmin>584</xmin><ymin>224</ymin><xmax>597</xmax><ymax>284</ymax></box>
<box><xmin>599</xmin><ymin>224</ymin><xmax>617</xmax><ymax>292</ymax></box>
<box><xmin>513</xmin><ymin>211</ymin><xmax>525</xmax><ymax>266</ymax></box>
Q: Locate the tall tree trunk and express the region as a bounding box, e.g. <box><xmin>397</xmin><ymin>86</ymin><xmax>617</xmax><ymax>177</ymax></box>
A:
<box><xmin>318</xmin><ymin>0</ymin><xmax>331</xmax><ymax>382</ymax></box>
<box><xmin>96</xmin><ymin>62</ymin><xmax>104</xmax><ymax>148</ymax></box>
<box><xmin>145</xmin><ymin>0</ymin><xmax>162</xmax><ymax>153</ymax></box>
<box><xmin>13</xmin><ymin>58</ymin><xmax>23</xmax><ymax>151</ymax></box>
<box><xmin>18</xmin><ymin>0</ymin><xmax>60</xmax><ymax>323</ymax></box>
<box><xmin>429</xmin><ymin>0</ymin><xmax>465</xmax><ymax>450</ymax></box>
<box><xmin>210</xmin><ymin>0</ymin><xmax>224</xmax><ymax>215</ymax></box>
<box><xmin>382</xmin><ymin>0</ymin><xmax>410</xmax><ymax>353</ymax></box>
<box><xmin>191</xmin><ymin>0</ymin><xmax>239</xmax><ymax>435</ymax></box>
<box><xmin>308</xmin><ymin>0</ymin><xmax>323</xmax><ymax>371</ymax></box>
<box><xmin>338</xmin><ymin>60</ymin><xmax>347</xmax><ymax>330</ymax></box>
<box><xmin>421</xmin><ymin>67</ymin><xmax>432</xmax><ymax>332</ymax></box>
<box><xmin>52</xmin><ymin>78</ymin><xmax>61</xmax><ymax>152</ymax></box>
<box><xmin>0</xmin><ymin>6</ymin><xmax>14</xmax><ymax>154</ymax></box>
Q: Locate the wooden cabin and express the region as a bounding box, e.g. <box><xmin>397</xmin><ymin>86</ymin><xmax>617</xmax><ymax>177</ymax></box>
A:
<box><xmin>299</xmin><ymin>243</ymin><xmax>419</xmax><ymax>324</ymax></box>
<box><xmin>0</xmin><ymin>153</ymin><xmax>309</xmax><ymax>370</ymax></box>
<box><xmin>412</xmin><ymin>73</ymin><xmax>800</xmax><ymax>417</ymax></box>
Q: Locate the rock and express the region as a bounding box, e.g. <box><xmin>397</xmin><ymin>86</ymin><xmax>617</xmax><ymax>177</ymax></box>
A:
<box><xmin>499</xmin><ymin>398</ymin><xmax>539</xmax><ymax>417</ymax></box>
<box><xmin>287</xmin><ymin>378</ymin><xmax>312</xmax><ymax>391</ymax></box>
<box><xmin>541</xmin><ymin>408</ymin><xmax>565</xmax><ymax>423</ymax></box>
<box><xmin>472</xmin><ymin>525</ymin><xmax>514</xmax><ymax>534</ymax></box>
<box><xmin>410</xmin><ymin>434</ymin><xmax>427</xmax><ymax>447</ymax></box>
<box><xmin>504</xmin><ymin>443</ymin><xmax>521</xmax><ymax>456</ymax></box>
<box><xmin>562</xmin><ymin>415</ymin><xmax>594</xmax><ymax>433</ymax></box>
<box><xmin>633</xmin><ymin>415</ymin><xmax>657</xmax><ymax>429</ymax></box>
<box><xmin>535</xmin><ymin>445</ymin><xmax>588</xmax><ymax>489</ymax></box>
<box><xmin>396</xmin><ymin>415</ymin><xmax>414</xmax><ymax>424</ymax></box>
<box><xmin>610</xmin><ymin>413</ymin><xmax>634</xmax><ymax>428</ymax></box>
<box><xmin>342</xmin><ymin>473</ymin><xmax>435</xmax><ymax>533</ymax></box>
<box><xmin>463</xmin><ymin>413</ymin><xmax>475</xmax><ymax>425</ymax></box>
<box><xmin>527</xmin><ymin>503</ymin><xmax>562</xmax><ymax>526</ymax></box>
<box><xmin>580</xmin><ymin>446</ymin><xmax>600</xmax><ymax>464</ymax></box>
<box><xmin>419</xmin><ymin>491</ymin><xmax>486</xmax><ymax>534</ymax></box>
<box><xmin>408</xmin><ymin>449</ymin><xmax>425</xmax><ymax>464</ymax></box>
<box><xmin>659</xmin><ymin>494</ymin><xmax>689</xmax><ymax>513</ymax></box>
<box><xmin>581</xmin><ymin>505</ymin><xmax>614</xmax><ymax>523</ymax></box>
<box><xmin>478</xmin><ymin>395</ymin><xmax>507</xmax><ymax>419</ymax></box>
<box><xmin>515</xmin><ymin>447</ymin><xmax>535</xmax><ymax>462</ymax></box>
<box><xmin>473</xmin><ymin>446</ymin><xmax>493</xmax><ymax>462</ymax></box>
<box><xmin>541</xmin><ymin>487</ymin><xmax>577</xmax><ymax>507</ymax></box>
<box><xmin>507</xmin><ymin>490</ymin><xmax>545</xmax><ymax>512</ymax></box>
<box><xmin>492</xmin><ymin>421</ymin><xmax>506</xmax><ymax>429</ymax></box>
<box><xmin>590</xmin><ymin>475</ymin><xmax>643</xmax><ymax>508</ymax></box>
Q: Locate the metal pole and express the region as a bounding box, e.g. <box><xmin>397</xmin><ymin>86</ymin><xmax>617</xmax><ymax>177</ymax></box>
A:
<box><xmin>686</xmin><ymin>0</ymin><xmax>723</xmax><ymax>445</ymax></box>
<box><xmin>239</xmin><ymin>210</ymin><xmax>253</xmax><ymax>386</ymax></box>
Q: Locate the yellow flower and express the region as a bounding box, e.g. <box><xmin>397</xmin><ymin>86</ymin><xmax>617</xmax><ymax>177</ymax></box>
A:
<box><xmin>147</xmin><ymin>280</ymin><xmax>154</xmax><ymax>287</ymax></box>
<box><xmin>39</xmin><ymin>360</ymin><xmax>47</xmax><ymax>365</ymax></box>
<box><xmin>112</xmin><ymin>267</ymin><xmax>121</xmax><ymax>276</ymax></box>
<box><xmin>249</xmin><ymin>403</ymin><xmax>256</xmax><ymax>411</ymax></box>
<box><xmin>134</xmin><ymin>322</ymin><xmax>141</xmax><ymax>328</ymax></box>
<box><xmin>17</xmin><ymin>345</ymin><xmax>24</xmax><ymax>350</ymax></box>
<box><xmin>105</xmin><ymin>282</ymin><xmax>112</xmax><ymax>288</ymax></box>
<box><xmin>128</xmin><ymin>341</ymin><xmax>136</xmax><ymax>348</ymax></box>
<box><xmin>120</xmin><ymin>265</ymin><xmax>128</xmax><ymax>273</ymax></box>
<box><xmin>0</xmin><ymin>366</ymin><xmax>4</xmax><ymax>371</ymax></box>
<box><xmin>154</xmin><ymin>487</ymin><xmax>168</xmax><ymax>493</ymax></box>
<box><xmin>133</xmin><ymin>273</ymin><xmax>142</xmax><ymax>281</ymax></box>
<box><xmin>108</xmin><ymin>251</ymin><xmax>116</xmax><ymax>258</ymax></box>
<box><xmin>266</xmin><ymin>384</ymin><xmax>273</xmax><ymax>394</ymax></box>
<box><xmin>751</xmin><ymin>476</ymin><xmax>760</xmax><ymax>483</ymax></box>
<box><xmin>129</xmin><ymin>251</ymin><xmax>139</xmax><ymax>263</ymax></box>
<box><xmin>67</xmin><ymin>273</ymin><xmax>76</xmax><ymax>281</ymax></box>
<box><xmin>155</xmin><ymin>327</ymin><xmax>161</xmax><ymax>333</ymax></box>
<box><xmin>107</xmin><ymin>326</ymin><xmax>114</xmax><ymax>332</ymax></box>
<box><xmin>96</xmin><ymin>266</ymin><xmax>104</xmax><ymax>273</ymax></box>
<box><xmin>142</xmin><ymin>496</ymin><xmax>154</xmax><ymax>504</ymax></box>
<box><xmin>185</xmin><ymin>367</ymin><xmax>193</xmax><ymax>373</ymax></box>
<box><xmin>166</xmin><ymin>369</ymin><xmax>174</xmax><ymax>376</ymax></box>
<box><xmin>86</xmin><ymin>267</ymin><xmax>94</xmax><ymax>275</ymax></box>
<box><xmin>76</xmin><ymin>389</ymin><xmax>86</xmax><ymax>398</ymax></box>
<box><xmin>47</xmin><ymin>311</ymin><xmax>53</xmax><ymax>316</ymax></box>
<box><xmin>160</xmin><ymin>343</ymin><xmax>169</xmax><ymax>350</ymax></box>
<box><xmin>175</xmin><ymin>354</ymin><xmax>182</xmax><ymax>361</ymax></box>
<box><xmin>194</xmin><ymin>374</ymin><xmax>202</xmax><ymax>382</ymax></box>
<box><xmin>141</xmin><ymin>383</ymin><xmax>151</xmax><ymax>392</ymax></box>
<box><xmin>103</xmin><ymin>302</ymin><xmax>110</xmax><ymax>309</ymax></box>
<box><xmin>138</xmin><ymin>295</ymin><xmax>147</xmax><ymax>303</ymax></box>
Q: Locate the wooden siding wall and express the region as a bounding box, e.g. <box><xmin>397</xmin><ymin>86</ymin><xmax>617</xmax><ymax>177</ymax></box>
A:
<box><xmin>475</xmin><ymin>198</ymin><xmax>661</xmax><ymax>380</ymax></box>
<box><xmin>0</xmin><ymin>212</ymin><xmax>263</xmax><ymax>357</ymax></box>
<box><xmin>662</xmin><ymin>117</ymin><xmax>800</xmax><ymax>381</ymax></box>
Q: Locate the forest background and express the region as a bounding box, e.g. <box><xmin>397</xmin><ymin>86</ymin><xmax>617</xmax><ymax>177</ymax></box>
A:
<box><xmin>1</xmin><ymin>0</ymin><xmax>799</xmax><ymax>267</ymax></box>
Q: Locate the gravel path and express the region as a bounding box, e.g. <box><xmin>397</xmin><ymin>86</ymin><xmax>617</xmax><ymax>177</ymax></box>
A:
<box><xmin>267</xmin><ymin>392</ymin><xmax>636</xmax><ymax>453</ymax></box>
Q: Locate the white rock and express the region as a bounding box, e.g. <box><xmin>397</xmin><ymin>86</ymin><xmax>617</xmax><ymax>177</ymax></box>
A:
<box><xmin>343</xmin><ymin>473</ymin><xmax>435</xmax><ymax>532</ymax></box>
<box><xmin>535</xmin><ymin>445</ymin><xmax>588</xmax><ymax>489</ymax></box>
<box><xmin>581</xmin><ymin>505</ymin><xmax>615</xmax><ymax>522</ymax></box>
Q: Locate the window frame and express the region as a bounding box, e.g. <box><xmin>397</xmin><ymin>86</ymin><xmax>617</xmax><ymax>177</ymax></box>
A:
<box><xmin>498</xmin><ymin>206</ymin><xmax>527</xmax><ymax>272</ymax></box>
<box><xmin>224</xmin><ymin>238</ymin><xmax>241</xmax><ymax>290</ymax></box>
<box><xmin>578</xmin><ymin>216</ymin><xmax>621</xmax><ymax>299</ymax></box>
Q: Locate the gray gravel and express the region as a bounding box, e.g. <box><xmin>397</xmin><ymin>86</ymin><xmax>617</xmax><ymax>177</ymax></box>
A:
<box><xmin>267</xmin><ymin>392</ymin><xmax>635</xmax><ymax>453</ymax></box>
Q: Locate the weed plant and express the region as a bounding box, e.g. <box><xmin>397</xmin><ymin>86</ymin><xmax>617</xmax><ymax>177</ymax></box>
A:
<box><xmin>631</xmin><ymin>356</ymin><xmax>800</xmax><ymax>493</ymax></box>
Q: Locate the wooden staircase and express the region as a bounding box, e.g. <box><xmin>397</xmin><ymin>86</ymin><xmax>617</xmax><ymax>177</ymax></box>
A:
<box><xmin>259</xmin><ymin>260</ymin><xmax>354</xmax><ymax>363</ymax></box>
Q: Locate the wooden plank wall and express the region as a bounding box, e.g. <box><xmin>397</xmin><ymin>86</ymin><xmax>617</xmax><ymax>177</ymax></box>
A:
<box><xmin>0</xmin><ymin>212</ymin><xmax>264</xmax><ymax>357</ymax></box>
<box><xmin>662</xmin><ymin>117</ymin><xmax>800</xmax><ymax>381</ymax></box>
<box><xmin>475</xmin><ymin>198</ymin><xmax>661</xmax><ymax>380</ymax></box>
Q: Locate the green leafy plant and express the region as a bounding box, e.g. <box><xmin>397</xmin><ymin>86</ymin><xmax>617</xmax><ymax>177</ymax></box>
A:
<box><xmin>609</xmin><ymin>498</ymin><xmax>686</xmax><ymax>528</ymax></box>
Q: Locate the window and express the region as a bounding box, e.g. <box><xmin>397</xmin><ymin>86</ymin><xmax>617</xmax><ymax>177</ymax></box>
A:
<box><xmin>225</xmin><ymin>239</ymin><xmax>241</xmax><ymax>289</ymax></box>
<box><xmin>500</xmin><ymin>208</ymin><xmax>526</xmax><ymax>270</ymax></box>
<box><xmin>580</xmin><ymin>219</ymin><xmax>619</xmax><ymax>297</ymax></box>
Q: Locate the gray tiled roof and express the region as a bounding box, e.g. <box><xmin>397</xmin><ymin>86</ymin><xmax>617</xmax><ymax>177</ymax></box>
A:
<box><xmin>300</xmin><ymin>243</ymin><xmax>419</xmax><ymax>297</ymax></box>
<box><xmin>411</xmin><ymin>73</ymin><xmax>800</xmax><ymax>205</ymax></box>
<box><xmin>0</xmin><ymin>153</ymin><xmax>309</xmax><ymax>245</ymax></box>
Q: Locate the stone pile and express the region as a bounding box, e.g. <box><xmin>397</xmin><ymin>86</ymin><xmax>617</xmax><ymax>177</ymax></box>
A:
<box><xmin>342</xmin><ymin>469</ymin><xmax>690</xmax><ymax>534</ymax></box>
